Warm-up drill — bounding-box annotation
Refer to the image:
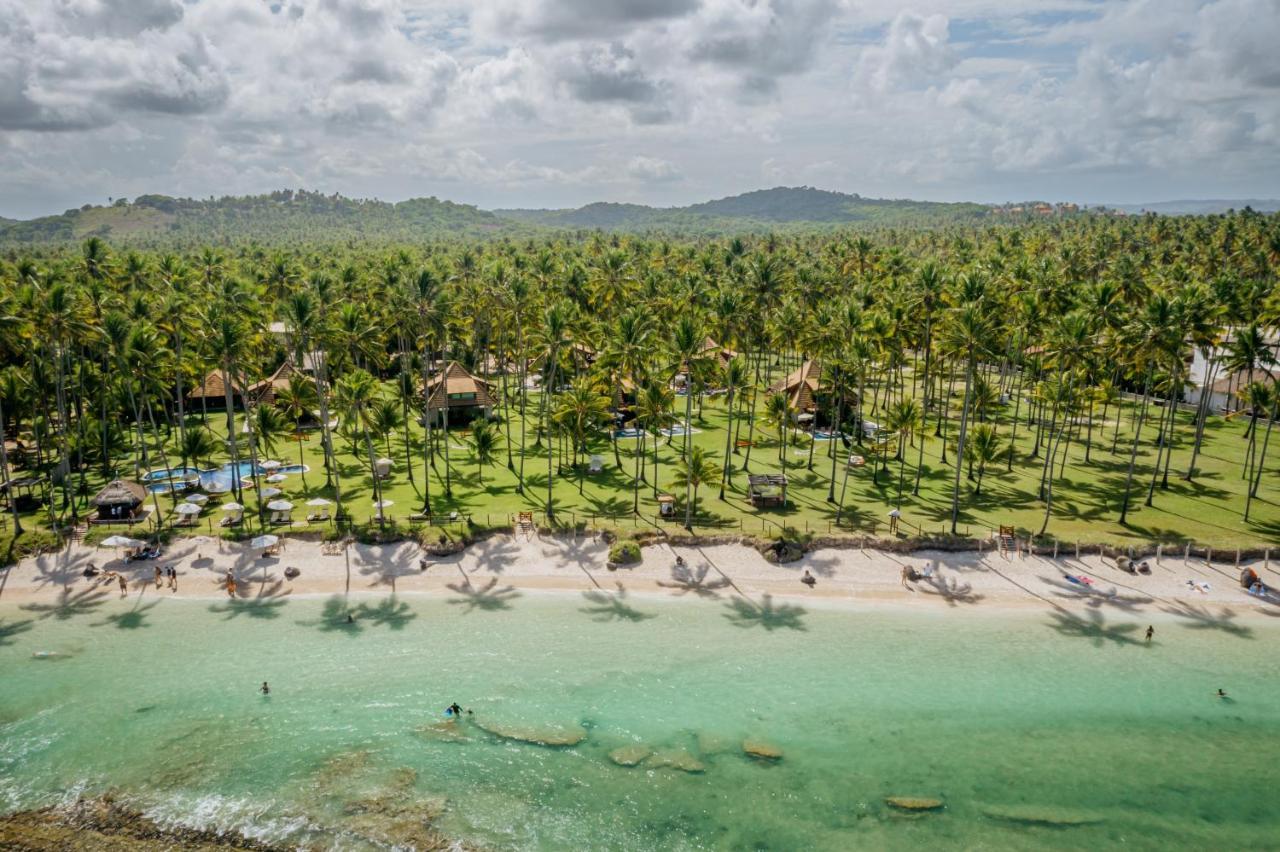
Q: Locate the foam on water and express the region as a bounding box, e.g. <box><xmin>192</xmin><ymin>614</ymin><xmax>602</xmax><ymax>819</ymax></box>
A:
<box><xmin>2</xmin><ymin>594</ymin><xmax>1279</xmax><ymax>850</ymax></box>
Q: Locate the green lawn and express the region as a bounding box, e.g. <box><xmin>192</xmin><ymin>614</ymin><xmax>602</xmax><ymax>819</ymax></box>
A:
<box><xmin>7</xmin><ymin>378</ymin><xmax>1278</xmax><ymax>554</ymax></box>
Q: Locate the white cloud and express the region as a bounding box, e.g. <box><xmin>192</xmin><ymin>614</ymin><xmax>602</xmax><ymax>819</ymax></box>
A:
<box><xmin>627</xmin><ymin>155</ymin><xmax>681</xmax><ymax>181</ymax></box>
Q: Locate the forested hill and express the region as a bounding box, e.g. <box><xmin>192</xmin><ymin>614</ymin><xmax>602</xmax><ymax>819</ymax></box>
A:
<box><xmin>0</xmin><ymin>190</ymin><xmax>507</xmax><ymax>246</ymax></box>
<box><xmin>495</xmin><ymin>186</ymin><xmax>992</xmax><ymax>230</ymax></box>
<box><xmin>0</xmin><ymin>186</ymin><xmax>997</xmax><ymax>246</ymax></box>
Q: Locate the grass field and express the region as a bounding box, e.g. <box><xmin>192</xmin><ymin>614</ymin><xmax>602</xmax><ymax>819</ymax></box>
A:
<box><xmin>5</xmin><ymin>370</ymin><xmax>1277</xmax><ymax>557</ymax></box>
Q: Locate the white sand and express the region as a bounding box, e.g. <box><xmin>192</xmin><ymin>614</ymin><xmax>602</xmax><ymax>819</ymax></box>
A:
<box><xmin>2</xmin><ymin>533</ymin><xmax>1278</xmax><ymax>625</ymax></box>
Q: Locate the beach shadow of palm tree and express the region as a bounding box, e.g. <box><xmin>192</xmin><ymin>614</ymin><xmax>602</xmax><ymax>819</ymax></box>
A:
<box><xmin>921</xmin><ymin>575</ymin><xmax>984</xmax><ymax>606</ymax></box>
<box><xmin>209</xmin><ymin>582</ymin><xmax>290</xmax><ymax>621</ymax></box>
<box><xmin>96</xmin><ymin>599</ymin><xmax>160</xmax><ymax>630</ymax></box>
<box><xmin>305</xmin><ymin>595</ymin><xmax>363</xmax><ymax>635</ymax></box>
<box><xmin>354</xmin><ymin>596</ymin><xmax>416</xmax><ymax>630</ymax></box>
<box><xmin>580</xmin><ymin>585</ymin><xmax>655</xmax><ymax>622</ymax></box>
<box><xmin>1046</xmin><ymin>609</ymin><xmax>1142</xmax><ymax>647</ymax></box>
<box><xmin>1159</xmin><ymin>601</ymin><xmax>1254</xmax><ymax>639</ymax></box>
<box><xmin>21</xmin><ymin>586</ymin><xmax>110</xmax><ymax>621</ymax></box>
<box><xmin>0</xmin><ymin>617</ymin><xmax>34</xmax><ymax>647</ymax></box>
<box><xmin>657</xmin><ymin>563</ymin><xmax>731</xmax><ymax>599</ymax></box>
<box><xmin>723</xmin><ymin>593</ymin><xmax>807</xmax><ymax>632</ymax></box>
<box><xmin>1040</xmin><ymin>577</ymin><xmax>1151</xmax><ymax>612</ymax></box>
<box><xmin>447</xmin><ymin>577</ymin><xmax>519</xmax><ymax>612</ymax></box>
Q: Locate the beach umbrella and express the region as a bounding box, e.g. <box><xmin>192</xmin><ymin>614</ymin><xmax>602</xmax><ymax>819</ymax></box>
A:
<box><xmin>186</xmin><ymin>493</ymin><xmax>210</xmax><ymax>505</ymax></box>
<box><xmin>260</xmin><ymin>487</ymin><xmax>283</xmax><ymax>499</ymax></box>
<box><xmin>205</xmin><ymin>481</ymin><xmax>230</xmax><ymax>494</ymax></box>
<box><xmin>260</xmin><ymin>460</ymin><xmax>282</xmax><ymax>471</ymax></box>
<box><xmin>265</xmin><ymin>473</ymin><xmax>287</xmax><ymax>483</ymax></box>
<box><xmin>174</xmin><ymin>502</ymin><xmax>202</xmax><ymax>515</ymax></box>
<box><xmin>373</xmin><ymin>499</ymin><xmax>394</xmax><ymax>509</ymax></box>
<box><xmin>221</xmin><ymin>501</ymin><xmax>244</xmax><ymax>512</ymax></box>
<box><xmin>250</xmin><ymin>534</ymin><xmax>279</xmax><ymax>549</ymax></box>
<box><xmin>266</xmin><ymin>500</ymin><xmax>293</xmax><ymax>511</ymax></box>
<box><xmin>100</xmin><ymin>535</ymin><xmax>145</xmax><ymax>548</ymax></box>
<box><xmin>305</xmin><ymin>497</ymin><xmax>332</xmax><ymax>507</ymax></box>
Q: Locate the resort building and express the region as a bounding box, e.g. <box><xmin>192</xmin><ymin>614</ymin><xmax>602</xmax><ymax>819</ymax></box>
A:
<box><xmin>768</xmin><ymin>359</ymin><xmax>823</xmax><ymax>417</ymax></box>
<box><xmin>188</xmin><ymin>359</ymin><xmax>317</xmax><ymax>415</ymax></box>
<box><xmin>423</xmin><ymin>361</ymin><xmax>495</xmax><ymax>426</ymax></box>
<box><xmin>91</xmin><ymin>479</ymin><xmax>147</xmax><ymax>523</ymax></box>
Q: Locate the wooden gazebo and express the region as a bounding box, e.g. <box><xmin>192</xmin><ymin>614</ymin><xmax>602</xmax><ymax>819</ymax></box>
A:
<box><xmin>747</xmin><ymin>474</ymin><xmax>788</xmax><ymax>509</ymax></box>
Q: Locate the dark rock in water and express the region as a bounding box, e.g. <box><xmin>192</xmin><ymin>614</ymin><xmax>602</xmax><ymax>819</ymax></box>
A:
<box><xmin>885</xmin><ymin>796</ymin><xmax>945</xmax><ymax>812</ymax></box>
<box><xmin>609</xmin><ymin>744</ymin><xmax>653</xmax><ymax>767</ymax></box>
<box><xmin>0</xmin><ymin>794</ymin><xmax>289</xmax><ymax>850</ymax></box>
<box><xmin>473</xmin><ymin>718</ymin><xmax>587</xmax><ymax>747</ymax></box>
<box><xmin>645</xmin><ymin>749</ymin><xmax>706</xmax><ymax>773</ymax></box>
<box><xmin>742</xmin><ymin>738</ymin><xmax>783</xmax><ymax>761</ymax></box>
<box><xmin>416</xmin><ymin>719</ymin><xmax>470</xmax><ymax>743</ymax></box>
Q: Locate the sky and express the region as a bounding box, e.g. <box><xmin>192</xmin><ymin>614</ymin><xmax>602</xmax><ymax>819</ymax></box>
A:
<box><xmin>1</xmin><ymin>0</ymin><xmax>1278</xmax><ymax>219</ymax></box>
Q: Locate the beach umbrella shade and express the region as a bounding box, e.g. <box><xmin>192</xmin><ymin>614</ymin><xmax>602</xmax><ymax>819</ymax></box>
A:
<box><xmin>221</xmin><ymin>502</ymin><xmax>244</xmax><ymax>512</ymax></box>
<box><xmin>260</xmin><ymin>487</ymin><xmax>283</xmax><ymax>499</ymax></box>
<box><xmin>305</xmin><ymin>497</ymin><xmax>332</xmax><ymax>507</ymax></box>
<box><xmin>174</xmin><ymin>502</ymin><xmax>202</xmax><ymax>515</ymax></box>
<box><xmin>250</xmin><ymin>534</ymin><xmax>279</xmax><ymax>549</ymax></box>
<box><xmin>100</xmin><ymin>535</ymin><xmax>145</xmax><ymax>548</ymax></box>
<box><xmin>265</xmin><ymin>473</ymin><xmax>287</xmax><ymax>483</ymax></box>
<box><xmin>260</xmin><ymin>460</ymin><xmax>282</xmax><ymax>471</ymax></box>
<box><xmin>186</xmin><ymin>493</ymin><xmax>209</xmax><ymax>505</ymax></box>
<box><xmin>266</xmin><ymin>500</ymin><xmax>293</xmax><ymax>512</ymax></box>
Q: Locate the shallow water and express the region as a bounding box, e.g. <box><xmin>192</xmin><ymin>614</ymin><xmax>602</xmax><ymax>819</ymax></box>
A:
<box><xmin>2</xmin><ymin>590</ymin><xmax>1278</xmax><ymax>850</ymax></box>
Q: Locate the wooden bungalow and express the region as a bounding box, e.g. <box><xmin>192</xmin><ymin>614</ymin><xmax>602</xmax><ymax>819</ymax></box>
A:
<box><xmin>187</xmin><ymin>369</ymin><xmax>251</xmax><ymax>410</ymax></box>
<box><xmin>698</xmin><ymin>337</ymin><xmax>737</xmax><ymax>368</ymax></box>
<box><xmin>188</xmin><ymin>360</ymin><xmax>317</xmax><ymax>416</ymax></box>
<box><xmin>423</xmin><ymin>361</ymin><xmax>495</xmax><ymax>426</ymax></box>
<box><xmin>747</xmin><ymin>474</ymin><xmax>788</xmax><ymax>509</ymax></box>
<box><xmin>248</xmin><ymin>360</ymin><xmax>317</xmax><ymax>409</ymax></box>
<box><xmin>92</xmin><ymin>479</ymin><xmax>147</xmax><ymax>523</ymax></box>
<box><xmin>768</xmin><ymin>360</ymin><xmax>822</xmax><ymax>416</ymax></box>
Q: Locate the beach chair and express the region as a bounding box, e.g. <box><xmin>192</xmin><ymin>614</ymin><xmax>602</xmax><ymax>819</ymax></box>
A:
<box><xmin>589</xmin><ymin>455</ymin><xmax>604</xmax><ymax>474</ymax></box>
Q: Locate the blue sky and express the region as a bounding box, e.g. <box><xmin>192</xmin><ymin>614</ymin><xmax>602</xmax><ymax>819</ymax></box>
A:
<box><xmin>1</xmin><ymin>0</ymin><xmax>1277</xmax><ymax>218</ymax></box>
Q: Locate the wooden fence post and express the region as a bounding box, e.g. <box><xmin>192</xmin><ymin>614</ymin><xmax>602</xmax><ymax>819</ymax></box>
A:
<box><xmin>1156</xmin><ymin>544</ymin><xmax>1162</xmax><ymax>565</ymax></box>
<box><xmin>1206</xmin><ymin>546</ymin><xmax>1212</xmax><ymax>566</ymax></box>
<box><xmin>1075</xmin><ymin>541</ymin><xmax>1080</xmax><ymax>559</ymax></box>
<box><xmin>1184</xmin><ymin>542</ymin><xmax>1191</xmax><ymax>561</ymax></box>
<box><xmin>1235</xmin><ymin>548</ymin><xmax>1240</xmax><ymax>568</ymax></box>
<box><xmin>1053</xmin><ymin>540</ymin><xmax>1059</xmax><ymax>559</ymax></box>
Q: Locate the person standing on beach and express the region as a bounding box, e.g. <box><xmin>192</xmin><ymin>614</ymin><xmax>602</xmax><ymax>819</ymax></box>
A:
<box><xmin>168</xmin><ymin>566</ymin><xmax>177</xmax><ymax>592</ymax></box>
<box><xmin>154</xmin><ymin>565</ymin><xmax>163</xmax><ymax>589</ymax></box>
<box><xmin>117</xmin><ymin>574</ymin><xmax>127</xmax><ymax>597</ymax></box>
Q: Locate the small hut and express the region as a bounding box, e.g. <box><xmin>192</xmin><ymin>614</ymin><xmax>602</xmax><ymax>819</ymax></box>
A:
<box><xmin>423</xmin><ymin>361</ymin><xmax>495</xmax><ymax>426</ymax></box>
<box><xmin>248</xmin><ymin>360</ymin><xmax>318</xmax><ymax>411</ymax></box>
<box><xmin>0</xmin><ymin>476</ymin><xmax>44</xmax><ymax>512</ymax></box>
<box><xmin>92</xmin><ymin>479</ymin><xmax>147</xmax><ymax>522</ymax></box>
<box><xmin>768</xmin><ymin>360</ymin><xmax>822</xmax><ymax>418</ymax></box>
<box><xmin>747</xmin><ymin>474</ymin><xmax>788</xmax><ymax>509</ymax></box>
<box><xmin>187</xmin><ymin>369</ymin><xmax>251</xmax><ymax>410</ymax></box>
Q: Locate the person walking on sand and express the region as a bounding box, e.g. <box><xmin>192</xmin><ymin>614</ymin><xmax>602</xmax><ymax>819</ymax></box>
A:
<box><xmin>888</xmin><ymin>507</ymin><xmax>901</xmax><ymax>535</ymax></box>
<box><xmin>168</xmin><ymin>565</ymin><xmax>177</xmax><ymax>592</ymax></box>
<box><xmin>117</xmin><ymin>574</ymin><xmax>127</xmax><ymax>597</ymax></box>
<box><xmin>1145</xmin><ymin>625</ymin><xmax>1154</xmax><ymax>644</ymax></box>
<box><xmin>225</xmin><ymin>570</ymin><xmax>236</xmax><ymax>598</ymax></box>
<box><xmin>154</xmin><ymin>565</ymin><xmax>163</xmax><ymax>589</ymax></box>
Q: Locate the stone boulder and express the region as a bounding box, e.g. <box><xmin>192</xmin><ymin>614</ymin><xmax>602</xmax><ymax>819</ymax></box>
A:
<box><xmin>608</xmin><ymin>745</ymin><xmax>653</xmax><ymax>767</ymax></box>
<box><xmin>742</xmin><ymin>738</ymin><xmax>783</xmax><ymax>761</ymax></box>
<box><xmin>885</xmin><ymin>796</ymin><xmax>945</xmax><ymax>812</ymax></box>
<box><xmin>473</xmin><ymin>718</ymin><xmax>587</xmax><ymax>747</ymax></box>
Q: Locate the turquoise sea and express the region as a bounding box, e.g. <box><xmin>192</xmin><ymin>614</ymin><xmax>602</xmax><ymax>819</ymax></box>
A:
<box><xmin>2</xmin><ymin>589</ymin><xmax>1278</xmax><ymax>850</ymax></box>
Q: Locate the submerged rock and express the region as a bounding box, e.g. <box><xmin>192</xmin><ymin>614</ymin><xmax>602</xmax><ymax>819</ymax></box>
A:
<box><xmin>885</xmin><ymin>796</ymin><xmax>945</xmax><ymax>812</ymax></box>
<box><xmin>609</xmin><ymin>745</ymin><xmax>654</xmax><ymax>767</ymax></box>
<box><xmin>982</xmin><ymin>804</ymin><xmax>1104</xmax><ymax>827</ymax></box>
<box><xmin>473</xmin><ymin>718</ymin><xmax>587</xmax><ymax>747</ymax></box>
<box><xmin>645</xmin><ymin>749</ymin><xmax>706</xmax><ymax>773</ymax></box>
<box><xmin>696</xmin><ymin>732</ymin><xmax>732</xmax><ymax>755</ymax></box>
<box><xmin>416</xmin><ymin>719</ymin><xmax>470</xmax><ymax>743</ymax></box>
<box><xmin>742</xmin><ymin>738</ymin><xmax>783</xmax><ymax>761</ymax></box>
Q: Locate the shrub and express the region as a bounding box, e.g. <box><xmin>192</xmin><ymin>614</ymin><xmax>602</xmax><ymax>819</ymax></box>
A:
<box><xmin>609</xmin><ymin>540</ymin><xmax>641</xmax><ymax>565</ymax></box>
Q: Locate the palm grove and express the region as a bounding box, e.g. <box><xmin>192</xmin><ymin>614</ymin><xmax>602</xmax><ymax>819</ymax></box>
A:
<box><xmin>1</xmin><ymin>210</ymin><xmax>1278</xmax><ymax>555</ymax></box>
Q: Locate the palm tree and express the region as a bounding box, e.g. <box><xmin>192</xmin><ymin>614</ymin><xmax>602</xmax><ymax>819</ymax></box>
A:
<box><xmin>764</xmin><ymin>392</ymin><xmax>794</xmax><ymax>472</ymax></box>
<box><xmin>672</xmin><ymin>445</ymin><xmax>719</xmax><ymax>529</ymax></box>
<box><xmin>534</xmin><ymin>301</ymin><xmax>574</xmax><ymax>518</ymax></box>
<box><xmin>470</xmin><ymin>416</ymin><xmax>499</xmax><ymax>485</ymax></box>
<box><xmin>1118</xmin><ymin>295</ymin><xmax>1180</xmax><ymax>524</ymax></box>
<box><xmin>940</xmin><ymin>292</ymin><xmax>994</xmax><ymax>534</ymax></box>
<box><xmin>333</xmin><ymin>369</ymin><xmax>386</xmax><ymax>529</ymax></box>
<box><xmin>635</xmin><ymin>379</ymin><xmax>676</xmax><ymax>500</ymax></box>
<box><xmin>273</xmin><ymin>381</ymin><xmax>316</xmax><ymax>488</ymax></box>
<box><xmin>884</xmin><ymin>397</ymin><xmax>922</xmax><ymax>505</ymax></box>
<box><xmin>180</xmin><ymin>427</ymin><xmax>219</xmax><ymax>472</ymax></box>
<box><xmin>963</xmin><ymin>423</ymin><xmax>1003</xmax><ymax>495</ymax></box>
<box><xmin>718</xmin><ymin>357</ymin><xmax>749</xmax><ymax>499</ymax></box>
<box><xmin>551</xmin><ymin>376</ymin><xmax>612</xmax><ymax>494</ymax></box>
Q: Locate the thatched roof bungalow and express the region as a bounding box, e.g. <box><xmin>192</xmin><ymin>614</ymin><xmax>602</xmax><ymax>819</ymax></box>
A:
<box><xmin>768</xmin><ymin>360</ymin><xmax>823</xmax><ymax>414</ymax></box>
<box><xmin>423</xmin><ymin>361</ymin><xmax>495</xmax><ymax>426</ymax></box>
<box><xmin>92</xmin><ymin>479</ymin><xmax>147</xmax><ymax>522</ymax></box>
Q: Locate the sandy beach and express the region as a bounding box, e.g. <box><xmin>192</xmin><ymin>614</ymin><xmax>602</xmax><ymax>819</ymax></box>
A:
<box><xmin>3</xmin><ymin>532</ymin><xmax>1278</xmax><ymax>624</ymax></box>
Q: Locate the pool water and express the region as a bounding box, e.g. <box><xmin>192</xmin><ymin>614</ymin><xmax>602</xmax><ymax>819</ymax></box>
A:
<box><xmin>1</xmin><ymin>594</ymin><xmax>1278</xmax><ymax>850</ymax></box>
<box><xmin>144</xmin><ymin>463</ymin><xmax>308</xmax><ymax>494</ymax></box>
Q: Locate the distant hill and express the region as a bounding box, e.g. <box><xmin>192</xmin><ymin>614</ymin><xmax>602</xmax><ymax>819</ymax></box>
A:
<box><xmin>497</xmin><ymin>186</ymin><xmax>991</xmax><ymax>231</ymax></box>
<box><xmin>0</xmin><ymin>190</ymin><xmax>508</xmax><ymax>246</ymax></box>
<box><xmin>1110</xmin><ymin>199</ymin><xmax>1280</xmax><ymax>215</ymax></box>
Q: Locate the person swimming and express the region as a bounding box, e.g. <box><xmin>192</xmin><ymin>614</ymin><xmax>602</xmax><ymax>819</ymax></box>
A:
<box><xmin>1145</xmin><ymin>625</ymin><xmax>1154</xmax><ymax>643</ymax></box>
<box><xmin>1217</xmin><ymin>689</ymin><xmax>1228</xmax><ymax>698</ymax></box>
<box><xmin>260</xmin><ymin>682</ymin><xmax>270</xmax><ymax>695</ymax></box>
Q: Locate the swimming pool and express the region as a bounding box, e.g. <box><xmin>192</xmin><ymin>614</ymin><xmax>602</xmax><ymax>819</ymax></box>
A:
<box><xmin>144</xmin><ymin>463</ymin><xmax>309</xmax><ymax>494</ymax></box>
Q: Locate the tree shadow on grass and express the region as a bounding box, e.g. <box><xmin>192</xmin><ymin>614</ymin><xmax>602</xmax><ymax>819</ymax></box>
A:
<box><xmin>20</xmin><ymin>587</ymin><xmax>110</xmax><ymax>622</ymax></box>
<box><xmin>1046</xmin><ymin>608</ymin><xmax>1142</xmax><ymax>647</ymax></box>
<box><xmin>446</xmin><ymin>577</ymin><xmax>519</xmax><ymax>612</ymax></box>
<box><xmin>723</xmin><ymin>593</ymin><xmax>807</xmax><ymax>632</ymax></box>
<box><xmin>354</xmin><ymin>596</ymin><xmax>416</xmax><ymax>630</ymax></box>
<box><xmin>1159</xmin><ymin>601</ymin><xmax>1253</xmax><ymax>639</ymax></box>
<box><xmin>0</xmin><ymin>617</ymin><xmax>34</xmax><ymax>647</ymax></box>
<box><xmin>580</xmin><ymin>585</ymin><xmax>655</xmax><ymax>622</ymax></box>
<box><xmin>657</xmin><ymin>562</ymin><xmax>731</xmax><ymax>599</ymax></box>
